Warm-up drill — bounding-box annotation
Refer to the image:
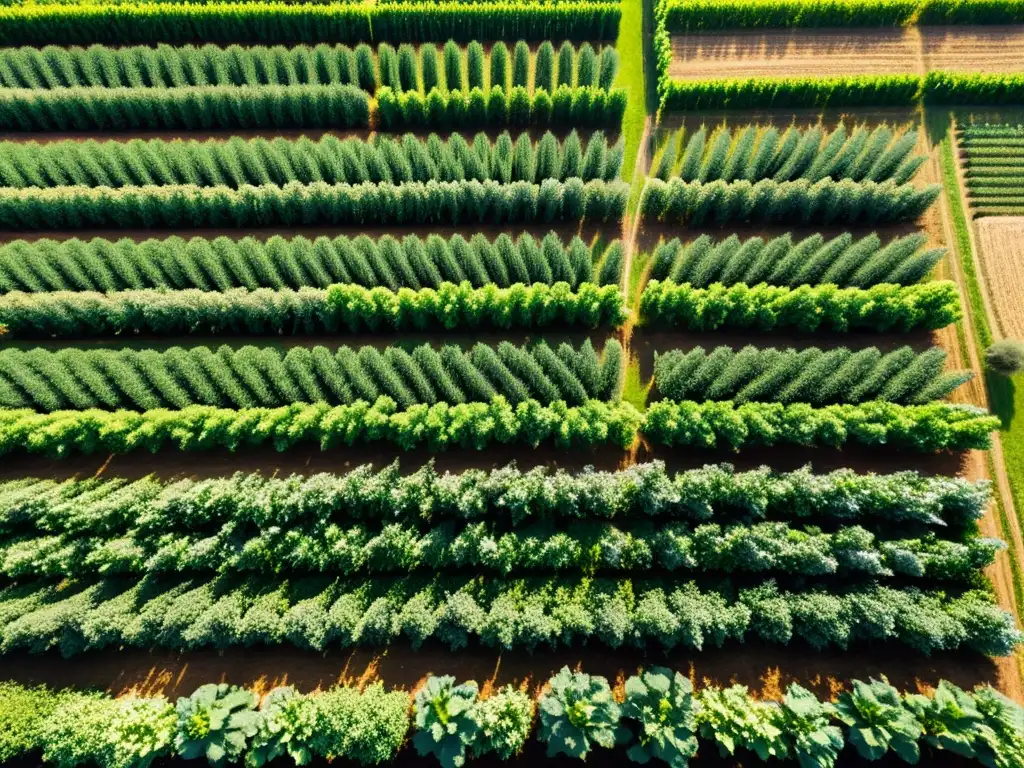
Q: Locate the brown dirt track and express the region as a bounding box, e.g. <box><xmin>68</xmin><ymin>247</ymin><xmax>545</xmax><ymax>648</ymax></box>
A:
<box><xmin>669</xmin><ymin>25</ymin><xmax>1024</xmax><ymax>80</ymax></box>
<box><xmin>975</xmin><ymin>217</ymin><xmax>1024</xmax><ymax>340</ymax></box>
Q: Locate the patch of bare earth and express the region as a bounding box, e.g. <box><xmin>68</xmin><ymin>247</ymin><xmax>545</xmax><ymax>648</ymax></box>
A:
<box><xmin>668</xmin><ymin>28</ymin><xmax>920</xmax><ymax>80</ymax></box>
<box><xmin>975</xmin><ymin>217</ymin><xmax>1024</xmax><ymax>340</ymax></box>
<box><xmin>922</xmin><ymin>26</ymin><xmax>1024</xmax><ymax>73</ymax></box>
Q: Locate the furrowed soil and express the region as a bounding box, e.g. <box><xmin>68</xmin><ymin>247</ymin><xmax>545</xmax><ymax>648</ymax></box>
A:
<box><xmin>669</xmin><ymin>26</ymin><xmax>1024</xmax><ymax>80</ymax></box>
<box><xmin>975</xmin><ymin>217</ymin><xmax>1024</xmax><ymax>340</ymax></box>
<box><xmin>0</xmin><ymin>642</ymin><xmax>998</xmax><ymax>702</ymax></box>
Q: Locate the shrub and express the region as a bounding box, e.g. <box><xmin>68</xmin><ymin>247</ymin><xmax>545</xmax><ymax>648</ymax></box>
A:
<box><xmin>538</xmin><ymin>668</ymin><xmax>625</xmax><ymax>759</ymax></box>
<box><xmin>0</xmin><ymin>683</ymin><xmax>58</xmax><ymax>761</ymax></box>
<box><xmin>985</xmin><ymin>340</ymin><xmax>1024</xmax><ymax>375</ymax></box>
<box><xmin>174</xmin><ymin>685</ymin><xmax>259</xmax><ymax>767</ymax></box>
<box><xmin>471</xmin><ymin>688</ymin><xmax>534</xmax><ymax>760</ymax></box>
<box><xmin>248</xmin><ymin>687</ymin><xmax>317</xmax><ymax>768</ymax></box>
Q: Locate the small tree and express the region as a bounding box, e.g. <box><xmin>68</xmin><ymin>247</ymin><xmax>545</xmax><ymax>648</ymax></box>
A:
<box><xmin>986</xmin><ymin>340</ymin><xmax>1024</xmax><ymax>375</ymax></box>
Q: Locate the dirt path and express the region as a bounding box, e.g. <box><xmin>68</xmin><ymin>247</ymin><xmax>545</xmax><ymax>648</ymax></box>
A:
<box><xmin>975</xmin><ymin>218</ymin><xmax>1024</xmax><ymax>339</ymax></box>
<box><xmin>669</xmin><ymin>25</ymin><xmax>1024</xmax><ymax>81</ymax></box>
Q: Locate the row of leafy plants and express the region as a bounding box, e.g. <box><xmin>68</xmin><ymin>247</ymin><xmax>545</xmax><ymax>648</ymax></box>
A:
<box><xmin>638</xmin><ymin>178</ymin><xmax>940</xmax><ymax>225</ymax></box>
<box><xmin>0</xmin><ymin>281</ymin><xmax>627</xmax><ymax>338</ymax></box>
<box><xmin>0</xmin><ymin>397</ymin><xmax>997</xmax><ymax>456</ymax></box>
<box><xmin>649</xmin><ymin>231</ymin><xmax>943</xmax><ymax>289</ymax></box>
<box><xmin>0</xmin><ymin>40</ymin><xmax>618</xmax><ymax>95</ymax></box>
<box><xmin>0</xmin><ymin>460</ymin><xmax>986</xmax><ymax>529</ymax></box>
<box><xmin>0</xmin><ymin>2</ymin><xmax>623</xmax><ymax>45</ymax></box>
<box><xmin>0</xmin><ymin>178</ymin><xmax>630</xmax><ymax>229</ymax></box>
<box><xmin>1</xmin><ymin>669</ymin><xmax>1022</xmax><ymax>768</ymax></box>
<box><xmin>0</xmin><ymin>131</ymin><xmax>624</xmax><ymax>190</ymax></box>
<box><xmin>652</xmin><ymin>344</ymin><xmax>970</xmax><ymax>405</ymax></box>
<box><xmin>0</xmin><ymin>231</ymin><xmax>622</xmax><ymax>294</ymax></box>
<box><xmin>659</xmin><ymin>73</ymin><xmax>1024</xmax><ymax>111</ymax></box>
<box><xmin>0</xmin><ymin>574</ymin><xmax>1016</xmax><ymax>655</ymax></box>
<box><xmin>0</xmin><ymin>339</ymin><xmax>626</xmax><ymax>410</ymax></box>
<box><xmin>0</xmin><ymin>82</ymin><xmax>627</xmax><ymax>131</ymax></box>
<box><xmin>0</xmin><ymin>514</ymin><xmax>998</xmax><ymax>582</ymax></box>
<box><xmin>639</xmin><ymin>280</ymin><xmax>959</xmax><ymax>332</ymax></box>
<box><xmin>651</xmin><ymin>123</ymin><xmax>921</xmax><ymax>185</ymax></box>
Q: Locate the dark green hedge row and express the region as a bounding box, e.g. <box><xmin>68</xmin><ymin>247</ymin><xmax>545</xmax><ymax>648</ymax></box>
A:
<box><xmin>663</xmin><ymin>0</ymin><xmax>1024</xmax><ymax>30</ymax></box>
<box><xmin>661</xmin><ymin>75</ymin><xmax>921</xmax><ymax>111</ymax></box>
<box><xmin>0</xmin><ymin>2</ymin><xmax>622</xmax><ymax>45</ymax></box>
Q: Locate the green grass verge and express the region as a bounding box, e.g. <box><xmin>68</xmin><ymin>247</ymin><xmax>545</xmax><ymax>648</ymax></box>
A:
<box><xmin>614</xmin><ymin>0</ymin><xmax>644</xmax><ymax>185</ymax></box>
<box><xmin>621</xmin><ymin>352</ymin><xmax>651</xmax><ymax>411</ymax></box>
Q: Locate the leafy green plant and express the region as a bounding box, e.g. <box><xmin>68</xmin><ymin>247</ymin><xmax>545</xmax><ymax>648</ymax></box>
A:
<box><xmin>412</xmin><ymin>676</ymin><xmax>480</xmax><ymax>768</ymax></box>
<box><xmin>621</xmin><ymin>667</ymin><xmax>699</xmax><ymax>767</ymax></box>
<box><xmin>0</xmin><ymin>683</ymin><xmax>60</xmax><ymax>761</ymax></box>
<box><xmin>972</xmin><ymin>685</ymin><xmax>1024</xmax><ymax>768</ymax></box>
<box><xmin>904</xmin><ymin>681</ymin><xmax>985</xmax><ymax>759</ymax></box>
<box><xmin>779</xmin><ymin>684</ymin><xmax>843</xmax><ymax>768</ymax></box>
<box><xmin>538</xmin><ymin>667</ymin><xmax>626</xmax><ymax>759</ymax></box>
<box><xmin>833</xmin><ymin>678</ymin><xmax>923</xmax><ymax>762</ymax></box>
<box><xmin>471</xmin><ymin>687</ymin><xmax>534</xmax><ymax>760</ymax></box>
<box><xmin>697</xmin><ymin>685</ymin><xmax>787</xmax><ymax>760</ymax></box>
<box><xmin>174</xmin><ymin>684</ymin><xmax>260</xmax><ymax>767</ymax></box>
<box><xmin>248</xmin><ymin>687</ymin><xmax>317</xmax><ymax>767</ymax></box>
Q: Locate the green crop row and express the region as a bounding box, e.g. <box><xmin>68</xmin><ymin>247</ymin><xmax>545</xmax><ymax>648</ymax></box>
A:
<box><xmin>0</xmin><ymin>178</ymin><xmax>630</xmax><ymax>230</ymax></box>
<box><xmin>0</xmin><ymin>3</ymin><xmax>623</xmax><ymax>45</ymax></box>
<box><xmin>0</xmin><ymin>40</ymin><xmax>615</xmax><ymax>94</ymax></box>
<box><xmin>0</xmin><ymin>131</ymin><xmax>623</xmax><ymax>190</ymax></box>
<box><xmin>644</xmin><ymin>399</ymin><xmax>998</xmax><ymax>452</ymax></box>
<box><xmin>0</xmin><ymin>398</ymin><xmax>996</xmax><ymax>457</ymax></box>
<box><xmin>0</xmin><ymin>516</ymin><xmax>999</xmax><ymax>583</ymax></box>
<box><xmin>0</xmin><ymin>671</ymin><xmax>1021</xmax><ymax>768</ymax></box>
<box><xmin>639</xmin><ymin>280</ymin><xmax>960</xmax><ymax>332</ymax></box>
<box><xmin>663</xmin><ymin>0</ymin><xmax>1024</xmax><ymax>30</ymax></box>
<box><xmin>0</xmin><ymin>83</ymin><xmax>625</xmax><ymax>132</ymax></box>
<box><xmin>638</xmin><ymin>178</ymin><xmax>940</xmax><ymax>226</ymax></box>
<box><xmin>652</xmin><ymin>123</ymin><xmax>922</xmax><ymax>185</ymax></box>
<box><xmin>0</xmin><ymin>232</ymin><xmax>620</xmax><ymax>294</ymax></box>
<box><xmin>649</xmin><ymin>231</ymin><xmax>943</xmax><ymax>289</ymax></box>
<box><xmin>0</xmin><ymin>339</ymin><xmax>625</xmax><ymax>412</ymax></box>
<box><xmin>659</xmin><ymin>72</ymin><xmax>1024</xmax><ymax>112</ymax></box>
<box><xmin>653</xmin><ymin>345</ymin><xmax>970</xmax><ymax>405</ymax></box>
<box><xmin>0</xmin><ymin>574</ymin><xmax>1015</xmax><ymax>656</ymax></box>
<box><xmin>374</xmin><ymin>83</ymin><xmax>626</xmax><ymax>130</ymax></box>
<box><xmin>0</xmin><ymin>398</ymin><xmax>643</xmax><ymax>456</ymax></box>
<box><xmin>0</xmin><ymin>461</ymin><xmax>987</xmax><ymax>530</ymax></box>
<box><xmin>0</xmin><ymin>282</ymin><xmax>626</xmax><ymax>339</ymax></box>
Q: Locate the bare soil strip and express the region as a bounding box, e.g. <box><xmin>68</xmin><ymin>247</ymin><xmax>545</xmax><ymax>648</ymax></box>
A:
<box><xmin>975</xmin><ymin>218</ymin><xmax>1024</xmax><ymax>340</ymax></box>
<box><xmin>669</xmin><ymin>28</ymin><xmax>920</xmax><ymax>80</ymax></box>
<box><xmin>669</xmin><ymin>25</ymin><xmax>1024</xmax><ymax>81</ymax></box>
<box><xmin>0</xmin><ymin>644</ymin><xmax>999</xmax><ymax>702</ymax></box>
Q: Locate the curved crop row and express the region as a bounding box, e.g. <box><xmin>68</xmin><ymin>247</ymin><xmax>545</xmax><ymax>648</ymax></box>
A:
<box><xmin>0</xmin><ymin>574</ymin><xmax>1014</xmax><ymax>656</ymax></box>
<box><xmin>0</xmin><ymin>131</ymin><xmax>623</xmax><ymax>190</ymax></box>
<box><xmin>639</xmin><ymin>177</ymin><xmax>940</xmax><ymax>226</ymax></box>
<box><xmin>653</xmin><ymin>345</ymin><xmax>970</xmax><ymax>405</ymax></box>
<box><xmin>0</xmin><ymin>339</ymin><xmax>625</xmax><ymax>411</ymax></box>
<box><xmin>649</xmin><ymin>231</ymin><xmax>943</xmax><ymax>288</ymax></box>
<box><xmin>0</xmin><ymin>41</ymin><xmax>618</xmax><ymax>95</ymax></box>
<box><xmin>0</xmin><ymin>3</ymin><xmax>624</xmax><ymax>46</ymax></box>
<box><xmin>0</xmin><ymin>178</ymin><xmax>630</xmax><ymax>229</ymax></box>
<box><xmin>639</xmin><ymin>280</ymin><xmax>961</xmax><ymax>332</ymax></box>
<box><xmin>643</xmin><ymin>400</ymin><xmax>998</xmax><ymax>452</ymax></box>
<box><xmin>0</xmin><ymin>398</ymin><xmax>994</xmax><ymax>457</ymax></box>
<box><xmin>0</xmin><ymin>282</ymin><xmax>627</xmax><ymax>339</ymax></box>
<box><xmin>0</xmin><ymin>461</ymin><xmax>987</xmax><ymax>530</ymax></box>
<box><xmin>0</xmin><ymin>232</ymin><xmax>622</xmax><ymax>294</ymax></box>
<box><xmin>653</xmin><ymin>123</ymin><xmax>922</xmax><ymax>185</ymax></box>
<box><xmin>1</xmin><ymin>517</ymin><xmax>999</xmax><ymax>583</ymax></box>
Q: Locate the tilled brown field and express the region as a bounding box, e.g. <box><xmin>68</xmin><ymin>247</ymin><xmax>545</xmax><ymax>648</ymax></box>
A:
<box><xmin>668</xmin><ymin>28</ymin><xmax>920</xmax><ymax>80</ymax></box>
<box><xmin>669</xmin><ymin>25</ymin><xmax>1024</xmax><ymax>80</ymax></box>
<box><xmin>975</xmin><ymin>216</ymin><xmax>1024</xmax><ymax>340</ymax></box>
